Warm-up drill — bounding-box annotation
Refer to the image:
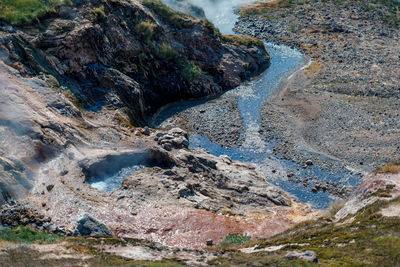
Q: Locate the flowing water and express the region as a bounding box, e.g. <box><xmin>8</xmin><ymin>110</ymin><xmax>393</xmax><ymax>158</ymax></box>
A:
<box><xmin>153</xmin><ymin>0</ymin><xmax>363</xmax><ymax>209</ymax></box>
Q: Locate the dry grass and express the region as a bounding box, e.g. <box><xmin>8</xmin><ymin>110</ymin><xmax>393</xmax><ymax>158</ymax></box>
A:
<box><xmin>376</xmin><ymin>162</ymin><xmax>400</xmax><ymax>174</ymax></box>
<box><xmin>305</xmin><ymin>59</ymin><xmax>322</xmax><ymax>78</ymax></box>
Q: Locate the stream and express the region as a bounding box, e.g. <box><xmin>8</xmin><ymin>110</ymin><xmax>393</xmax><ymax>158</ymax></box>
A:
<box><xmin>85</xmin><ymin>0</ymin><xmax>363</xmax><ymax>209</ymax></box>
<box><xmin>150</xmin><ymin>0</ymin><xmax>364</xmax><ymax>209</ymax></box>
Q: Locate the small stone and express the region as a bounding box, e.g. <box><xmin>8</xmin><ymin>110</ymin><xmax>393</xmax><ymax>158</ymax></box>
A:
<box><xmin>312</xmin><ymin>187</ymin><xmax>318</xmax><ymax>192</ymax></box>
<box><xmin>142</xmin><ymin>126</ymin><xmax>150</xmax><ymax>136</ymax></box>
<box><xmin>46</xmin><ymin>184</ymin><xmax>54</xmax><ymax>192</ymax></box>
<box><xmin>305</xmin><ymin>160</ymin><xmax>313</xmax><ymax>166</ymax></box>
<box><xmin>206</xmin><ymin>238</ymin><xmax>213</xmax><ymax>246</ymax></box>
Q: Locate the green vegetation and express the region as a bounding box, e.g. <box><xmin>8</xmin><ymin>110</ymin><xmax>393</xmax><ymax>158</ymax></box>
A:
<box><xmin>0</xmin><ymin>226</ymin><xmax>63</xmax><ymax>244</ymax></box>
<box><xmin>202</xmin><ymin>18</ymin><xmax>223</xmax><ymax>37</ymax></box>
<box><xmin>135</xmin><ymin>21</ymin><xmax>157</xmax><ymax>43</ymax></box>
<box><xmin>142</xmin><ymin>0</ymin><xmax>193</xmax><ymax>29</ymax></box>
<box><xmin>223</xmin><ymin>35</ymin><xmax>265</xmax><ymax>50</ymax></box>
<box><xmin>181</xmin><ymin>62</ymin><xmax>201</xmax><ymax>82</ymax></box>
<box><xmin>92</xmin><ymin>5</ymin><xmax>105</xmax><ymax>20</ymax></box>
<box><xmin>0</xmin><ymin>0</ymin><xmax>69</xmax><ymax>25</ymax></box>
<box><xmin>222</xmin><ymin>233</ymin><xmax>252</xmax><ymax>246</ymax></box>
<box><xmin>0</xmin><ymin>234</ymin><xmax>185</xmax><ymax>266</ymax></box>
<box><xmin>209</xmin><ymin>197</ymin><xmax>400</xmax><ymax>266</ymax></box>
<box><xmin>154</xmin><ymin>43</ymin><xmax>181</xmax><ymax>62</ymax></box>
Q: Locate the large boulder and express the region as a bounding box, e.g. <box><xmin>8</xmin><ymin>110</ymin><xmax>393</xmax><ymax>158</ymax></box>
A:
<box><xmin>74</xmin><ymin>214</ymin><xmax>112</xmax><ymax>236</ymax></box>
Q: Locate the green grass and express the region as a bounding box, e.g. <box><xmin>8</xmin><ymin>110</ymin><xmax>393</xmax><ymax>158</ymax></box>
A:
<box><xmin>0</xmin><ymin>0</ymin><xmax>69</xmax><ymax>25</ymax></box>
<box><xmin>0</xmin><ymin>226</ymin><xmax>63</xmax><ymax>244</ymax></box>
<box><xmin>181</xmin><ymin>62</ymin><xmax>201</xmax><ymax>82</ymax></box>
<box><xmin>142</xmin><ymin>0</ymin><xmax>193</xmax><ymax>29</ymax></box>
<box><xmin>223</xmin><ymin>35</ymin><xmax>266</xmax><ymax>50</ymax></box>
<box><xmin>209</xmin><ymin>197</ymin><xmax>400</xmax><ymax>266</ymax></box>
<box><xmin>222</xmin><ymin>233</ymin><xmax>252</xmax><ymax>246</ymax></box>
<box><xmin>92</xmin><ymin>4</ymin><xmax>105</xmax><ymax>21</ymax></box>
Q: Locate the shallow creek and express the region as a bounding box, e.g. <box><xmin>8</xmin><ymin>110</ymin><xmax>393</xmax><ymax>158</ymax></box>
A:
<box><xmin>150</xmin><ymin>0</ymin><xmax>363</xmax><ymax>209</ymax></box>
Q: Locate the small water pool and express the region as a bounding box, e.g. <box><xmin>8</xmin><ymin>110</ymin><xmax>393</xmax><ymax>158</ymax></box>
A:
<box><xmin>82</xmin><ymin>152</ymin><xmax>152</xmax><ymax>192</ymax></box>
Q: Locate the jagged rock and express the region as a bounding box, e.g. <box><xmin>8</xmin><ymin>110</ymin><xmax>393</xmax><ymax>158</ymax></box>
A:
<box><xmin>74</xmin><ymin>214</ymin><xmax>112</xmax><ymax>236</ymax></box>
<box><xmin>0</xmin><ymin>0</ymin><xmax>269</xmax><ymax>126</ymax></box>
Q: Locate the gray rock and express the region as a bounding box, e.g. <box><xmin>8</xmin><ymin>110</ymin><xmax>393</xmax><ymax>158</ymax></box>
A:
<box><xmin>162</xmin><ymin>143</ymin><xmax>172</xmax><ymax>151</ymax></box>
<box><xmin>142</xmin><ymin>127</ymin><xmax>150</xmax><ymax>136</ymax></box>
<box><xmin>74</xmin><ymin>214</ymin><xmax>112</xmax><ymax>236</ymax></box>
<box><xmin>284</xmin><ymin>250</ymin><xmax>318</xmax><ymax>263</ymax></box>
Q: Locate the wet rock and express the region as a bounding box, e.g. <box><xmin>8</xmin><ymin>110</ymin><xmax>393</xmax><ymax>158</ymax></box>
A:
<box><xmin>74</xmin><ymin>214</ymin><xmax>112</xmax><ymax>237</ymax></box>
<box><xmin>284</xmin><ymin>250</ymin><xmax>318</xmax><ymax>263</ymax></box>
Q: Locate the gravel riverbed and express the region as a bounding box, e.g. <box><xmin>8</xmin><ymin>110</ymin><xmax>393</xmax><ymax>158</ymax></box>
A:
<box><xmin>236</xmin><ymin>0</ymin><xmax>400</xmax><ymax>173</ymax></box>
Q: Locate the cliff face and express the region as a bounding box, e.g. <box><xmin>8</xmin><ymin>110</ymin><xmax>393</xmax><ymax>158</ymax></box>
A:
<box><xmin>0</xmin><ymin>0</ymin><xmax>269</xmax><ymax>126</ymax></box>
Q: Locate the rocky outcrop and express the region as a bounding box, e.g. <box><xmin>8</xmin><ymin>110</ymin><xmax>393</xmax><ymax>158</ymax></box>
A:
<box><xmin>74</xmin><ymin>214</ymin><xmax>112</xmax><ymax>236</ymax></box>
<box><xmin>0</xmin><ymin>0</ymin><xmax>269</xmax><ymax>126</ymax></box>
<box><xmin>335</xmin><ymin>171</ymin><xmax>400</xmax><ymax>221</ymax></box>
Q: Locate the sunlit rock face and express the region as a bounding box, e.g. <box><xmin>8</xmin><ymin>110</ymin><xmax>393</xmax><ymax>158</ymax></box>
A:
<box><xmin>0</xmin><ymin>0</ymin><xmax>317</xmax><ymax>250</ymax></box>
<box><xmin>0</xmin><ymin>0</ymin><xmax>269</xmax><ymax>126</ymax></box>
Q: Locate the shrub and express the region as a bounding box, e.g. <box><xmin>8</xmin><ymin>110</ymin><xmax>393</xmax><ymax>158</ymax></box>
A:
<box><xmin>0</xmin><ymin>226</ymin><xmax>63</xmax><ymax>244</ymax></box>
<box><xmin>222</xmin><ymin>233</ymin><xmax>251</xmax><ymax>245</ymax></box>
<box><xmin>135</xmin><ymin>21</ymin><xmax>156</xmax><ymax>43</ymax></box>
<box><xmin>181</xmin><ymin>62</ymin><xmax>201</xmax><ymax>82</ymax></box>
<box><xmin>92</xmin><ymin>5</ymin><xmax>106</xmax><ymax>20</ymax></box>
<box><xmin>155</xmin><ymin>43</ymin><xmax>181</xmax><ymax>62</ymax></box>
<box><xmin>0</xmin><ymin>0</ymin><xmax>67</xmax><ymax>25</ymax></box>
